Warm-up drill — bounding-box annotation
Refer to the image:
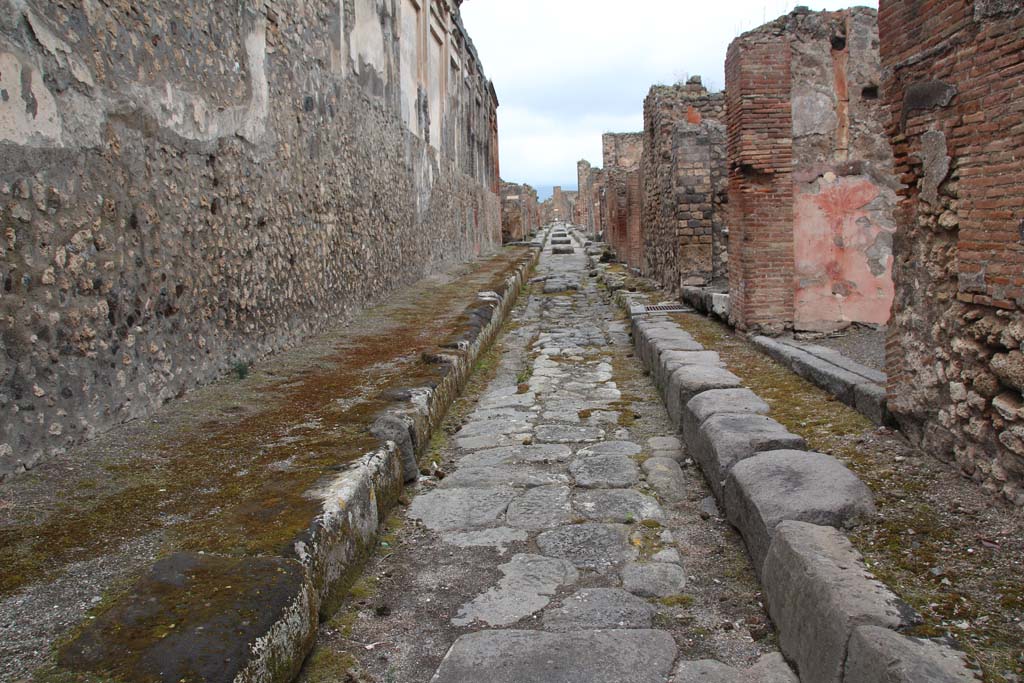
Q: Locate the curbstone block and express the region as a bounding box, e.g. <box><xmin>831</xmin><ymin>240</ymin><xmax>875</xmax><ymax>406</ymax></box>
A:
<box><xmin>664</xmin><ymin>365</ymin><xmax>743</xmax><ymax>428</ymax></box>
<box><xmin>723</xmin><ymin>449</ymin><xmax>877</xmax><ymax>574</ymax></box>
<box><xmin>690</xmin><ymin>413</ymin><xmax>806</xmax><ymax>501</ymax></box>
<box><xmin>844</xmin><ymin>625</ymin><xmax>980</xmax><ymax>682</ymax></box>
<box><xmin>762</xmin><ymin>521</ymin><xmax>919</xmax><ymax>683</ymax></box>
<box><xmin>656</xmin><ymin>350</ymin><xmax>724</xmax><ymax>395</ymax></box>
<box><xmin>681</xmin><ymin>388</ymin><xmax>770</xmax><ymax>442</ymax></box>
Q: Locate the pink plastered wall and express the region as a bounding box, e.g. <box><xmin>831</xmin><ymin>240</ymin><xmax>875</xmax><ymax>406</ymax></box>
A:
<box><xmin>793</xmin><ymin>175</ymin><xmax>895</xmax><ymax>331</ymax></box>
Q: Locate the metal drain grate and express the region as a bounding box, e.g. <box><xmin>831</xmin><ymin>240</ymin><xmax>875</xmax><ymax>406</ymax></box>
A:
<box><xmin>642</xmin><ymin>304</ymin><xmax>692</xmax><ymax>313</ymax></box>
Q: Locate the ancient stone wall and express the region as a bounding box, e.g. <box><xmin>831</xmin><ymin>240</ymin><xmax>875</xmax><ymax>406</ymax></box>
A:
<box><xmin>499</xmin><ymin>181</ymin><xmax>539</xmax><ymax>242</ymax></box>
<box><xmin>576</xmin><ymin>161</ymin><xmax>606</xmax><ymax>239</ymax></box>
<box><xmin>540</xmin><ymin>186</ymin><xmax>576</xmax><ymax>225</ymax></box>
<box><xmin>880</xmin><ymin>0</ymin><xmax>1024</xmax><ymax>505</ymax></box>
<box><xmin>641</xmin><ymin>77</ymin><xmax>727</xmax><ymax>292</ymax></box>
<box><xmin>602</xmin><ymin>133</ymin><xmax>644</xmax><ymax>268</ymax></box>
<box><xmin>726</xmin><ymin>8</ymin><xmax>896</xmax><ymax>334</ymax></box>
<box><xmin>0</xmin><ymin>0</ymin><xmax>501</xmax><ymax>480</ymax></box>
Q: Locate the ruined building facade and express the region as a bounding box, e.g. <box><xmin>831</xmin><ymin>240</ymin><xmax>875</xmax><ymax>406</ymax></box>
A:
<box><xmin>500</xmin><ymin>181</ymin><xmax>539</xmax><ymax>242</ymax></box>
<box><xmin>880</xmin><ymin>0</ymin><xmax>1024</xmax><ymax>504</ymax></box>
<box><xmin>641</xmin><ymin>77</ymin><xmax>727</xmax><ymax>292</ymax></box>
<box><xmin>576</xmin><ymin>161</ymin><xmax>606</xmax><ymax>239</ymax></box>
<box><xmin>540</xmin><ymin>186</ymin><xmax>576</xmax><ymax>225</ymax></box>
<box><xmin>725</xmin><ymin>7</ymin><xmax>897</xmax><ymax>334</ymax></box>
<box><xmin>0</xmin><ymin>0</ymin><xmax>500</xmax><ymax>479</ymax></box>
<box><xmin>602</xmin><ymin>133</ymin><xmax>644</xmax><ymax>269</ymax></box>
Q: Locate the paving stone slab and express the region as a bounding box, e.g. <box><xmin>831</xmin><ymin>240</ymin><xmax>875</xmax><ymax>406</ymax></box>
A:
<box><xmin>452</xmin><ymin>554</ymin><xmax>579</xmax><ymax>627</ymax></box>
<box><xmin>665</xmin><ymin>365</ymin><xmax>743</xmax><ymax>428</ymax></box>
<box><xmin>724</xmin><ymin>450</ymin><xmax>876</xmax><ymax>573</ymax></box>
<box><xmin>478</xmin><ymin>392</ymin><xmax>537</xmax><ymax>410</ymax></box>
<box><xmin>574</xmin><ymin>489</ymin><xmax>665</xmax><ymax>523</ymax></box>
<box><xmin>454</xmin><ymin>419</ymin><xmax>534</xmax><ymax>438</ymax></box>
<box><xmin>621</xmin><ymin>561</ymin><xmax>687</xmax><ymax>598</ymax></box>
<box><xmin>690</xmin><ymin>413</ymin><xmax>806</xmax><ymax>501</ymax></box>
<box><xmin>431</xmin><ymin>629</ymin><xmax>677</xmax><ymax>683</ymax></box>
<box><xmin>762</xmin><ymin>521</ymin><xmax>918</xmax><ymax>683</ymax></box>
<box><xmin>507</xmin><ymin>485</ymin><xmax>573</xmax><ymax>530</ymax></box>
<box><xmin>460</xmin><ymin>444</ymin><xmax>573</xmax><ymax>467</ymax></box>
<box><xmin>576</xmin><ymin>440</ymin><xmax>643</xmax><ymax>457</ymax></box>
<box><xmin>647</xmin><ymin>436</ymin><xmax>682</xmax><ymax>451</ymax></box>
<box><xmin>641</xmin><ymin>457</ymin><xmax>689</xmax><ymax>503</ymax></box>
<box><xmin>454</xmin><ymin>432</ymin><xmax>531</xmax><ymax>450</ymax></box>
<box><xmin>844</xmin><ymin>625</ymin><xmax>979</xmax><ymax>682</ymax></box>
<box><xmin>444</xmin><ymin>527</ymin><xmax>528</xmax><ymax>550</ymax></box>
<box><xmin>543</xmin><ymin>588</ymin><xmax>656</xmax><ymax>631</ymax></box>
<box><xmin>536</xmin><ymin>523</ymin><xmax>638</xmax><ymax>570</ymax></box>
<box><xmin>408</xmin><ymin>486</ymin><xmax>515</xmax><ymax>531</ymax></box>
<box><xmin>535</xmin><ymin>424</ymin><xmax>605</xmax><ymax>443</ymax></box>
<box><xmin>671</xmin><ymin>653</ymin><xmax>797</xmax><ymax>682</ymax></box>
<box><xmin>58</xmin><ymin>552</ymin><xmax>315</xmax><ymax>683</ymax></box>
<box><xmin>682</xmin><ymin>388</ymin><xmax>771</xmax><ymax>441</ymax></box>
<box><xmin>438</xmin><ymin>465</ymin><xmax>568</xmax><ymax>489</ymax></box>
<box><xmin>570</xmin><ymin>454</ymin><xmax>640</xmax><ymax>488</ymax></box>
<box><xmin>552</xmin><ymin>246</ymin><xmax>575</xmax><ymax>255</ymax></box>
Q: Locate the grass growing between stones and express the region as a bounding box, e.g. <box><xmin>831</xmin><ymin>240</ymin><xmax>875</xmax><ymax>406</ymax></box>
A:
<box><xmin>672</xmin><ymin>312</ymin><xmax>1024</xmax><ymax>682</ymax></box>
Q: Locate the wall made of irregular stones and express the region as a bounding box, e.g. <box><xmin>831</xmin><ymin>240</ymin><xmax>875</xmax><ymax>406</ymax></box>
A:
<box><xmin>641</xmin><ymin>78</ymin><xmax>727</xmax><ymax>291</ymax></box>
<box><xmin>726</xmin><ymin>7</ymin><xmax>896</xmax><ymax>333</ymax></box>
<box><xmin>0</xmin><ymin>0</ymin><xmax>501</xmax><ymax>480</ymax></box>
<box><xmin>880</xmin><ymin>0</ymin><xmax>1024</xmax><ymax>505</ymax></box>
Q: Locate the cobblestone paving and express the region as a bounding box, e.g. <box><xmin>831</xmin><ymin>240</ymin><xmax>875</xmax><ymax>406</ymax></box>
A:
<box><xmin>304</xmin><ymin>226</ymin><xmax>795</xmax><ymax>682</ymax></box>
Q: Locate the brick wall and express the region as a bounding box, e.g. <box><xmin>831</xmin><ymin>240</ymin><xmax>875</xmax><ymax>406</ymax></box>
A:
<box><xmin>725</xmin><ymin>8</ymin><xmax>896</xmax><ymax>334</ymax></box>
<box><xmin>725</xmin><ymin>21</ymin><xmax>795</xmax><ymax>333</ymax></box>
<box><xmin>641</xmin><ymin>77</ymin><xmax>728</xmax><ymax>291</ymax></box>
<box><xmin>881</xmin><ymin>0</ymin><xmax>1024</xmax><ymax>505</ymax></box>
<box><xmin>602</xmin><ymin>133</ymin><xmax>644</xmax><ymax>269</ymax></box>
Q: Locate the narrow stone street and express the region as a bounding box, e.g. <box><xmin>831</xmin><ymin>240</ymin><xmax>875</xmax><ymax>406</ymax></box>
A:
<box><xmin>302</xmin><ymin>226</ymin><xmax>795</xmax><ymax>682</ymax></box>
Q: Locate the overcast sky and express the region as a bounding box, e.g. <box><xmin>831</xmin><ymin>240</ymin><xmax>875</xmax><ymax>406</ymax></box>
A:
<box><xmin>460</xmin><ymin>0</ymin><xmax>878</xmax><ymax>199</ymax></box>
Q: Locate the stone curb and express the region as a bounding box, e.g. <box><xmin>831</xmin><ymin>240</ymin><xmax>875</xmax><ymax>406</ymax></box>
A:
<box><xmin>58</xmin><ymin>249</ymin><xmax>540</xmax><ymax>683</ymax></box>
<box><xmin>598</xmin><ymin>265</ymin><xmax>977</xmax><ymax>683</ymax></box>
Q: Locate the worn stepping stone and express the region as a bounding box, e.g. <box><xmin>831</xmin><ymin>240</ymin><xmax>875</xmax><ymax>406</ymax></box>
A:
<box><xmin>438</xmin><ymin>466</ymin><xmax>568</xmax><ymax>489</ymax></box>
<box><xmin>574</xmin><ymin>489</ymin><xmax>664</xmax><ymax>523</ymax></box>
<box><xmin>535</xmin><ymin>424</ymin><xmax>605</xmax><ymax>443</ymax></box>
<box><xmin>672</xmin><ymin>653</ymin><xmax>797</xmax><ymax>682</ymax></box>
<box><xmin>460</xmin><ymin>444</ymin><xmax>572</xmax><ymax>467</ymax></box>
<box><xmin>452</xmin><ymin>554</ymin><xmax>579</xmax><ymax>627</ymax></box>
<box><xmin>570</xmin><ymin>454</ymin><xmax>639</xmax><ymax>488</ymax></box>
<box><xmin>543</xmin><ymin>588</ymin><xmax>656</xmax><ymax>631</ymax></box>
<box><xmin>408</xmin><ymin>486</ymin><xmax>515</xmax><ymax>531</ymax></box>
<box><xmin>507</xmin><ymin>485</ymin><xmax>573</xmax><ymax>530</ymax></box>
<box><xmin>536</xmin><ymin>523</ymin><xmax>637</xmax><ymax>570</ymax></box>
<box><xmin>432</xmin><ymin>629</ymin><xmax>677</xmax><ymax>683</ymax></box>
<box><xmin>621</xmin><ymin>562</ymin><xmax>687</xmax><ymax>598</ymax></box>
<box><xmin>576</xmin><ymin>441</ymin><xmax>642</xmax><ymax>457</ymax></box>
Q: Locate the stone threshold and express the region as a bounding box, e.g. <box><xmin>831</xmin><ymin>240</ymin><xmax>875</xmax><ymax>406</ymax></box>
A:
<box><xmin>33</xmin><ymin>249</ymin><xmax>539</xmax><ymax>683</ymax></box>
<box><xmin>595</xmin><ymin>261</ymin><xmax>977</xmax><ymax>683</ymax></box>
